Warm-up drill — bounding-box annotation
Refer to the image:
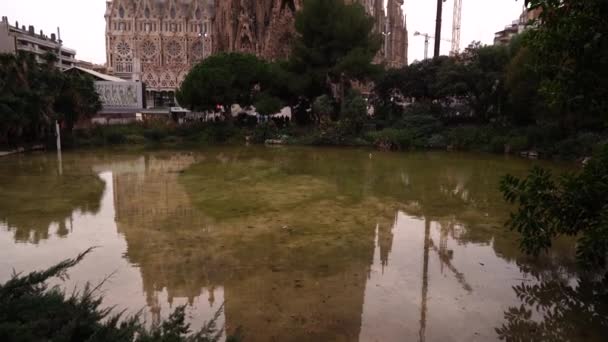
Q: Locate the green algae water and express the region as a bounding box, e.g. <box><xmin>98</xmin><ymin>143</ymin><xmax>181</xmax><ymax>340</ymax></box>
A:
<box><xmin>0</xmin><ymin>147</ymin><xmax>604</xmax><ymax>341</ymax></box>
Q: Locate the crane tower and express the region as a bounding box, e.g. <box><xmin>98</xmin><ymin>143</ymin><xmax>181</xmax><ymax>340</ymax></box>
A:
<box><xmin>451</xmin><ymin>0</ymin><xmax>462</xmax><ymax>56</ymax></box>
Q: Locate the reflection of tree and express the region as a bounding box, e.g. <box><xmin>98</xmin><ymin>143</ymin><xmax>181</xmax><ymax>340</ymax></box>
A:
<box><xmin>496</xmin><ymin>274</ymin><xmax>608</xmax><ymax>341</ymax></box>
<box><xmin>0</xmin><ymin>156</ymin><xmax>104</xmax><ymax>243</ymax></box>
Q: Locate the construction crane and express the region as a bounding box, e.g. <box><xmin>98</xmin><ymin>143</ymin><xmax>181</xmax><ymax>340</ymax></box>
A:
<box><xmin>451</xmin><ymin>0</ymin><xmax>462</xmax><ymax>56</ymax></box>
<box><xmin>432</xmin><ymin>0</ymin><xmax>463</xmax><ymax>58</ymax></box>
<box><xmin>413</xmin><ymin>31</ymin><xmax>451</xmax><ymax>60</ymax></box>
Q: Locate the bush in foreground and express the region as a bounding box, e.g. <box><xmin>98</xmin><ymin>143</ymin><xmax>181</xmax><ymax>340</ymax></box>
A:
<box><xmin>0</xmin><ymin>249</ymin><xmax>240</xmax><ymax>342</ymax></box>
<box><xmin>501</xmin><ymin>145</ymin><xmax>608</xmax><ymax>269</ymax></box>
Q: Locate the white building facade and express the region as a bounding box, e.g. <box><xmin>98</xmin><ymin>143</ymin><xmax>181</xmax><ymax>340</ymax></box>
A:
<box><xmin>0</xmin><ymin>16</ymin><xmax>76</xmax><ymax>70</ymax></box>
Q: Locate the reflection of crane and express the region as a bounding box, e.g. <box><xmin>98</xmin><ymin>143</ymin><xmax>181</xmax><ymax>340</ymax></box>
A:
<box><xmin>413</xmin><ymin>31</ymin><xmax>451</xmax><ymax>60</ymax></box>
<box><xmin>419</xmin><ymin>218</ymin><xmax>473</xmax><ymax>342</ymax></box>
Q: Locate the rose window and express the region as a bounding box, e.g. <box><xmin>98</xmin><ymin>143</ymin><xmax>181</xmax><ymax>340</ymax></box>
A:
<box><xmin>116</xmin><ymin>41</ymin><xmax>131</xmax><ymax>56</ymax></box>
<box><xmin>166</xmin><ymin>41</ymin><xmax>182</xmax><ymax>57</ymax></box>
<box><xmin>142</xmin><ymin>40</ymin><xmax>156</xmax><ymax>56</ymax></box>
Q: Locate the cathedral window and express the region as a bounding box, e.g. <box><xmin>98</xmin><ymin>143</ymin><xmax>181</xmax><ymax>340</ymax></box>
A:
<box><xmin>119</xmin><ymin>6</ymin><xmax>125</xmax><ymax>19</ymax></box>
<box><xmin>170</xmin><ymin>7</ymin><xmax>176</xmax><ymax>19</ymax></box>
<box><xmin>144</xmin><ymin>7</ymin><xmax>150</xmax><ymax>19</ymax></box>
<box><xmin>116</xmin><ymin>41</ymin><xmax>131</xmax><ymax>56</ymax></box>
<box><xmin>142</xmin><ymin>40</ymin><xmax>156</xmax><ymax>57</ymax></box>
<box><xmin>166</xmin><ymin>41</ymin><xmax>182</xmax><ymax>57</ymax></box>
<box><xmin>191</xmin><ymin>41</ymin><xmax>204</xmax><ymax>59</ymax></box>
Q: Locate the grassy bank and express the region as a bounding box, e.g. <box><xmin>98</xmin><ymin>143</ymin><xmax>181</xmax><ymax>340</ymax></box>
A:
<box><xmin>68</xmin><ymin>119</ymin><xmax>607</xmax><ymax>161</ymax></box>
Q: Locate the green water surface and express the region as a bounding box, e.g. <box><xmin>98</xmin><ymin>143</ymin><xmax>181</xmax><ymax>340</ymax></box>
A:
<box><xmin>0</xmin><ymin>147</ymin><xmax>603</xmax><ymax>341</ymax></box>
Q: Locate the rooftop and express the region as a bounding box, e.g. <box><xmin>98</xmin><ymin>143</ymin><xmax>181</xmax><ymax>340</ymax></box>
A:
<box><xmin>64</xmin><ymin>66</ymin><xmax>126</xmax><ymax>82</ymax></box>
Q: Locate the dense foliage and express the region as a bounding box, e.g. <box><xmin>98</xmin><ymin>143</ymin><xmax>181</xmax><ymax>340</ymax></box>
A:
<box><xmin>0</xmin><ymin>52</ymin><xmax>100</xmax><ymax>147</ymax></box>
<box><xmin>525</xmin><ymin>0</ymin><xmax>608</xmax><ymax>130</ymax></box>
<box><xmin>176</xmin><ymin>52</ymin><xmax>281</xmax><ymax>119</ymax></box>
<box><xmin>500</xmin><ymin>146</ymin><xmax>608</xmax><ymax>269</ymax></box>
<box><xmin>0</xmin><ymin>249</ymin><xmax>239</xmax><ymax>342</ymax></box>
<box><xmin>495</xmin><ymin>273</ymin><xmax>608</xmax><ymax>341</ymax></box>
<box><xmin>290</xmin><ymin>0</ymin><xmax>381</xmax><ymax>100</ymax></box>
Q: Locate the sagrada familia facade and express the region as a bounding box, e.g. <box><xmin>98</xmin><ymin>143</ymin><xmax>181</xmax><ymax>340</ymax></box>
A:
<box><xmin>105</xmin><ymin>0</ymin><xmax>407</xmax><ymax>107</ymax></box>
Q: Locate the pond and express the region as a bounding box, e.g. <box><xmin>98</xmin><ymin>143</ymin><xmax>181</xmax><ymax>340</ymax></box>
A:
<box><xmin>0</xmin><ymin>147</ymin><xmax>603</xmax><ymax>341</ymax></box>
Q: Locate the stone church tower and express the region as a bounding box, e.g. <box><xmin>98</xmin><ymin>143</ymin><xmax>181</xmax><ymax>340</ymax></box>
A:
<box><xmin>385</xmin><ymin>0</ymin><xmax>408</xmax><ymax>67</ymax></box>
<box><xmin>210</xmin><ymin>0</ymin><xmax>407</xmax><ymax>67</ymax></box>
<box><xmin>105</xmin><ymin>0</ymin><xmax>213</xmax><ymax>107</ymax></box>
<box><xmin>211</xmin><ymin>0</ymin><xmax>302</xmax><ymax>61</ymax></box>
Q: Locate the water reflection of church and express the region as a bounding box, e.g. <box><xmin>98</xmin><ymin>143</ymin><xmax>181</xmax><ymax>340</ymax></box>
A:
<box><xmin>103</xmin><ymin>151</ymin><xmax>580</xmax><ymax>341</ymax></box>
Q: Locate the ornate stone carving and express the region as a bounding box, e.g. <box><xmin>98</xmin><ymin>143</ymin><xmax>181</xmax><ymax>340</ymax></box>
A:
<box><xmin>210</xmin><ymin>0</ymin><xmax>408</xmax><ymax>67</ymax></box>
<box><xmin>95</xmin><ymin>81</ymin><xmax>143</xmax><ymax>108</ymax></box>
<box><xmin>105</xmin><ymin>0</ymin><xmax>212</xmax><ymax>93</ymax></box>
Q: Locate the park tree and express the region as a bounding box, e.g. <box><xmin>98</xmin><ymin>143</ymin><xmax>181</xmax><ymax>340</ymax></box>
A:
<box><xmin>434</xmin><ymin>43</ymin><xmax>510</xmax><ymax>123</ymax></box>
<box><xmin>254</xmin><ymin>93</ymin><xmax>282</xmax><ymax>117</ymax></box>
<box><xmin>290</xmin><ymin>0</ymin><xmax>382</xmax><ymax>103</ymax></box>
<box><xmin>55</xmin><ymin>72</ymin><xmax>102</xmax><ymax>132</ymax></box>
<box><xmin>176</xmin><ymin>53</ymin><xmax>276</xmax><ymax>120</ymax></box>
<box><xmin>503</xmin><ymin>33</ymin><xmax>543</xmax><ymax>126</ymax></box>
<box><xmin>339</xmin><ymin>90</ymin><xmax>368</xmax><ymax>136</ymax></box>
<box><xmin>0</xmin><ymin>52</ymin><xmax>98</xmax><ymax>147</ymax></box>
<box><xmin>524</xmin><ymin>0</ymin><xmax>608</xmax><ymax>130</ymax></box>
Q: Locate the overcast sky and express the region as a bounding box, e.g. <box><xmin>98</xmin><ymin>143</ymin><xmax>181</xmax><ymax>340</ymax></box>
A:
<box><xmin>0</xmin><ymin>0</ymin><xmax>525</xmax><ymax>64</ymax></box>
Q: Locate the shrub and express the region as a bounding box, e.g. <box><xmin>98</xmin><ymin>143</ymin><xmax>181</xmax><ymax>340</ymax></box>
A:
<box><xmin>252</xmin><ymin>120</ymin><xmax>278</xmax><ymax>143</ymax></box>
<box><xmin>501</xmin><ymin>145</ymin><xmax>608</xmax><ymax>269</ymax></box>
<box><xmin>366</xmin><ymin>128</ymin><xmax>414</xmax><ymax>150</ymax></box>
<box><xmin>105</xmin><ymin>131</ymin><xmax>127</xmax><ymax>145</ymax></box>
<box><xmin>235</xmin><ymin>113</ymin><xmax>258</xmax><ymax>128</ymax></box>
<box><xmin>143</xmin><ymin>128</ymin><xmax>168</xmax><ymax>142</ymax></box>
<box><xmin>339</xmin><ymin>91</ymin><xmax>368</xmax><ymax>136</ymax></box>
<box><xmin>196</xmin><ymin>123</ymin><xmax>241</xmax><ymax>144</ymax></box>
<box><xmin>125</xmin><ymin>134</ymin><xmax>146</xmax><ymax>144</ymax></box>
<box><xmin>490</xmin><ymin>136</ymin><xmax>509</xmax><ymax>153</ymax></box>
<box><xmin>552</xmin><ymin>132</ymin><xmax>603</xmax><ymax>159</ymax></box>
<box><xmin>427</xmin><ymin>134</ymin><xmax>447</xmax><ymax>149</ymax></box>
<box><xmin>312</xmin><ymin>95</ymin><xmax>334</xmax><ymax>122</ymax></box>
<box><xmin>507</xmin><ymin>135</ymin><xmax>530</xmax><ymax>153</ymax></box>
<box><xmin>0</xmin><ymin>250</ymin><xmax>238</xmax><ymax>341</ymax></box>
